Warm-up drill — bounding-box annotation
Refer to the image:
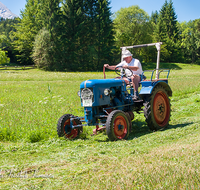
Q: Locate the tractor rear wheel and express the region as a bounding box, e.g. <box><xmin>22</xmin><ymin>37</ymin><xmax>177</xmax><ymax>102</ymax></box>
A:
<box><xmin>144</xmin><ymin>85</ymin><xmax>171</xmax><ymax>131</ymax></box>
<box><xmin>57</xmin><ymin>114</ymin><xmax>82</xmax><ymax>139</ymax></box>
<box><xmin>106</xmin><ymin>110</ymin><xmax>130</xmax><ymax>141</ymax></box>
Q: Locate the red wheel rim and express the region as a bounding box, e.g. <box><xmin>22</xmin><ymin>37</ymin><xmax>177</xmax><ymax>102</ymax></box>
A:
<box><xmin>63</xmin><ymin>119</ymin><xmax>78</xmax><ymax>139</ymax></box>
<box><xmin>113</xmin><ymin>115</ymin><xmax>127</xmax><ymax>139</ymax></box>
<box><xmin>153</xmin><ymin>91</ymin><xmax>170</xmax><ymax>127</ymax></box>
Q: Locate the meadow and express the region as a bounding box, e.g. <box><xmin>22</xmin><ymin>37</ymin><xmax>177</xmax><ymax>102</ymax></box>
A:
<box><xmin>0</xmin><ymin>63</ymin><xmax>200</xmax><ymax>189</ymax></box>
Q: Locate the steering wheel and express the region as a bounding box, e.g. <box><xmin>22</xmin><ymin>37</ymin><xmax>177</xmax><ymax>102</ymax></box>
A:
<box><xmin>115</xmin><ymin>66</ymin><xmax>133</xmax><ymax>78</ymax></box>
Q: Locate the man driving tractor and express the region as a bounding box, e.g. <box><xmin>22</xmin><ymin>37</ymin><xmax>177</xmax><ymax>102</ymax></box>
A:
<box><xmin>104</xmin><ymin>49</ymin><xmax>143</xmax><ymax>100</ymax></box>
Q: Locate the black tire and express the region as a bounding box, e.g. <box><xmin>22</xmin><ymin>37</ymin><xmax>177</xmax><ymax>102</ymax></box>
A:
<box><xmin>125</xmin><ymin>112</ymin><xmax>132</xmax><ymax>133</ymax></box>
<box><xmin>144</xmin><ymin>85</ymin><xmax>171</xmax><ymax>131</ymax></box>
<box><xmin>106</xmin><ymin>110</ymin><xmax>130</xmax><ymax>141</ymax></box>
<box><xmin>57</xmin><ymin>114</ymin><xmax>82</xmax><ymax>139</ymax></box>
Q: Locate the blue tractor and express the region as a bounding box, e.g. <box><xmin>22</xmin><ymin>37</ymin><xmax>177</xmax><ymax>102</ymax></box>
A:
<box><xmin>57</xmin><ymin>42</ymin><xmax>172</xmax><ymax>141</ymax></box>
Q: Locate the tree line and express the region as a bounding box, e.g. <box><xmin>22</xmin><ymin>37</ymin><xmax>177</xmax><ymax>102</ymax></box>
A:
<box><xmin>0</xmin><ymin>0</ymin><xmax>200</xmax><ymax>71</ymax></box>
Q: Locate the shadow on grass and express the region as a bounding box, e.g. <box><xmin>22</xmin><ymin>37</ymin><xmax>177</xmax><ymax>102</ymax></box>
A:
<box><xmin>96</xmin><ymin>121</ymin><xmax>152</xmax><ymax>142</ymax></box>
<box><xmin>128</xmin><ymin>121</ymin><xmax>152</xmax><ymax>140</ymax></box>
<box><xmin>75</xmin><ymin>121</ymin><xmax>194</xmax><ymax>142</ymax></box>
<box><xmin>165</xmin><ymin>122</ymin><xmax>194</xmax><ymax>130</ymax></box>
<box><xmin>127</xmin><ymin>121</ymin><xmax>194</xmax><ymax>141</ymax></box>
<box><xmin>128</xmin><ymin>121</ymin><xmax>194</xmax><ymax>140</ymax></box>
<box><xmin>0</xmin><ymin>68</ymin><xmax>35</xmax><ymax>71</ymax></box>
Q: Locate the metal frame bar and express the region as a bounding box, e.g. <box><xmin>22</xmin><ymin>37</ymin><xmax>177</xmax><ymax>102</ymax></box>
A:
<box><xmin>120</xmin><ymin>42</ymin><xmax>162</xmax><ymax>49</ymax></box>
<box><xmin>142</xmin><ymin>68</ymin><xmax>170</xmax><ymax>81</ymax></box>
<box><xmin>120</xmin><ymin>42</ymin><xmax>163</xmax><ymax>79</ymax></box>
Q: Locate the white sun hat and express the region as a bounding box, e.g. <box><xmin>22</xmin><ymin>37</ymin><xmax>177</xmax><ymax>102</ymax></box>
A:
<box><xmin>122</xmin><ymin>49</ymin><xmax>133</xmax><ymax>59</ymax></box>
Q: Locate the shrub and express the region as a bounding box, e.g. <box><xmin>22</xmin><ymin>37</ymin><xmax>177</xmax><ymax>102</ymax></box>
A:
<box><xmin>0</xmin><ymin>50</ymin><xmax>10</xmax><ymax>64</ymax></box>
<box><xmin>28</xmin><ymin>130</ymin><xmax>45</xmax><ymax>143</ymax></box>
<box><xmin>31</xmin><ymin>28</ymin><xmax>53</xmax><ymax>70</ymax></box>
<box><xmin>0</xmin><ymin>127</ymin><xmax>16</xmax><ymax>141</ymax></box>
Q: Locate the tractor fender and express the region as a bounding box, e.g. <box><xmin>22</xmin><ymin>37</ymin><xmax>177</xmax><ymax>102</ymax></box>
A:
<box><xmin>154</xmin><ymin>81</ymin><xmax>172</xmax><ymax>96</ymax></box>
<box><xmin>139</xmin><ymin>81</ymin><xmax>172</xmax><ymax>97</ymax></box>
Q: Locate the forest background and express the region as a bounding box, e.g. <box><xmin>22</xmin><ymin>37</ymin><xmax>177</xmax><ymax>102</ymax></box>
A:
<box><xmin>0</xmin><ymin>0</ymin><xmax>200</xmax><ymax>71</ymax></box>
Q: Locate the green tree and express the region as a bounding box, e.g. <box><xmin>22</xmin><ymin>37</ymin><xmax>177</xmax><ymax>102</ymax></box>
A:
<box><xmin>61</xmin><ymin>0</ymin><xmax>86</xmax><ymax>71</ymax></box>
<box><xmin>0</xmin><ymin>18</ymin><xmax>20</xmax><ymax>63</ymax></box>
<box><xmin>31</xmin><ymin>28</ymin><xmax>53</xmax><ymax>69</ymax></box>
<box><xmin>150</xmin><ymin>10</ymin><xmax>159</xmax><ymax>25</ymax></box>
<box><xmin>180</xmin><ymin>19</ymin><xmax>200</xmax><ymax>63</ymax></box>
<box><xmin>0</xmin><ymin>35</ymin><xmax>10</xmax><ymax>64</ymax></box>
<box><xmin>154</xmin><ymin>0</ymin><xmax>180</xmax><ymax>62</ymax></box>
<box><xmin>83</xmin><ymin>0</ymin><xmax>98</xmax><ymax>68</ymax></box>
<box><xmin>113</xmin><ymin>5</ymin><xmax>152</xmax><ymax>61</ymax></box>
<box><xmin>34</xmin><ymin>0</ymin><xmax>62</xmax><ymax>70</ymax></box>
<box><xmin>13</xmin><ymin>0</ymin><xmax>61</xmax><ymax>67</ymax></box>
<box><xmin>61</xmin><ymin>0</ymin><xmax>114</xmax><ymax>71</ymax></box>
<box><xmin>0</xmin><ymin>18</ymin><xmax>20</xmax><ymax>40</ymax></box>
<box><xmin>13</xmin><ymin>0</ymin><xmax>115</xmax><ymax>71</ymax></box>
<box><xmin>13</xmin><ymin>0</ymin><xmax>41</xmax><ymax>65</ymax></box>
<box><xmin>94</xmin><ymin>0</ymin><xmax>115</xmax><ymax>69</ymax></box>
<box><xmin>0</xmin><ymin>50</ymin><xmax>10</xmax><ymax>64</ymax></box>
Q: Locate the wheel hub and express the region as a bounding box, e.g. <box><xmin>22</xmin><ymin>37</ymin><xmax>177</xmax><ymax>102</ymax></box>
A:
<box><xmin>158</xmin><ymin>104</ymin><xmax>165</xmax><ymax>113</ymax></box>
<box><xmin>114</xmin><ymin>116</ymin><xmax>127</xmax><ymax>138</ymax></box>
<box><xmin>64</xmin><ymin>119</ymin><xmax>78</xmax><ymax>138</ymax></box>
<box><xmin>117</xmin><ymin>124</ymin><xmax>124</xmax><ymax>131</ymax></box>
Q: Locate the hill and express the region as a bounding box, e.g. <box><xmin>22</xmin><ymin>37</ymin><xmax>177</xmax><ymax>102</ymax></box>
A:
<box><xmin>0</xmin><ymin>2</ymin><xmax>18</xmax><ymax>19</ymax></box>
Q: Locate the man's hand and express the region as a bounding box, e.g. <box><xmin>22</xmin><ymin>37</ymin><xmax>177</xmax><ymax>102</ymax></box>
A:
<box><xmin>104</xmin><ymin>64</ymin><xmax>109</xmax><ymax>68</ymax></box>
<box><xmin>122</xmin><ymin>65</ymin><xmax>128</xmax><ymax>69</ymax></box>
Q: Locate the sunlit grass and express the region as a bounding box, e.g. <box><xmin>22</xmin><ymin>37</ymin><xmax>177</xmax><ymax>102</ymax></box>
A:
<box><xmin>0</xmin><ymin>63</ymin><xmax>200</xmax><ymax>189</ymax></box>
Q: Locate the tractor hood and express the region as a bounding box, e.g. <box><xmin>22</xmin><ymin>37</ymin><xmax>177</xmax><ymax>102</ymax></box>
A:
<box><xmin>80</xmin><ymin>78</ymin><xmax>125</xmax><ymax>107</ymax></box>
<box><xmin>80</xmin><ymin>78</ymin><xmax>123</xmax><ymax>89</ymax></box>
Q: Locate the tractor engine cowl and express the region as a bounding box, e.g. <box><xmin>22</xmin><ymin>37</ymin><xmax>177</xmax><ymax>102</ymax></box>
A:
<box><xmin>79</xmin><ymin>79</ymin><xmax>124</xmax><ymax>107</ymax></box>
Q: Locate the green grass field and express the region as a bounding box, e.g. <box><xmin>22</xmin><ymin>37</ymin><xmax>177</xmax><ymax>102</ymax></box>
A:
<box><xmin>0</xmin><ymin>63</ymin><xmax>200</xmax><ymax>189</ymax></box>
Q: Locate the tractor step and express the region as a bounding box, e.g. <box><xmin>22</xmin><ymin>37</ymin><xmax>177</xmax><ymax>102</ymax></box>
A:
<box><xmin>133</xmin><ymin>99</ymin><xmax>143</xmax><ymax>103</ymax></box>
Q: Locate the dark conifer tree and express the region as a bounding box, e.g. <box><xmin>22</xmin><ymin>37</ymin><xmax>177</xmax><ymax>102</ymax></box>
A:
<box><xmin>38</xmin><ymin>0</ymin><xmax>62</xmax><ymax>70</ymax></box>
<box><xmin>14</xmin><ymin>0</ymin><xmax>115</xmax><ymax>70</ymax></box>
<box><xmin>150</xmin><ymin>10</ymin><xmax>159</xmax><ymax>25</ymax></box>
<box><xmin>62</xmin><ymin>0</ymin><xmax>86</xmax><ymax>71</ymax></box>
<box><xmin>154</xmin><ymin>0</ymin><xmax>180</xmax><ymax>62</ymax></box>
<box><xmin>62</xmin><ymin>0</ymin><xmax>114</xmax><ymax>71</ymax></box>
<box><xmin>94</xmin><ymin>0</ymin><xmax>115</xmax><ymax>70</ymax></box>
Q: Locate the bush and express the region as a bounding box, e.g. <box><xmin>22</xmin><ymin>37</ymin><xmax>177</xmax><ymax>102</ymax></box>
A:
<box><xmin>0</xmin><ymin>127</ymin><xmax>16</xmax><ymax>141</ymax></box>
<box><xmin>31</xmin><ymin>28</ymin><xmax>53</xmax><ymax>70</ymax></box>
<box><xmin>28</xmin><ymin>130</ymin><xmax>45</xmax><ymax>143</ymax></box>
<box><xmin>0</xmin><ymin>50</ymin><xmax>10</xmax><ymax>64</ymax></box>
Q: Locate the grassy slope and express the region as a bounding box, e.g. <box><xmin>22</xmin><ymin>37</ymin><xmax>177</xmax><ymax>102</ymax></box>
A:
<box><xmin>0</xmin><ymin>63</ymin><xmax>200</xmax><ymax>189</ymax></box>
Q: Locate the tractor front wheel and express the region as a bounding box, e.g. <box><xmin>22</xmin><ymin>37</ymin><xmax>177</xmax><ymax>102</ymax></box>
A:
<box><xmin>106</xmin><ymin>110</ymin><xmax>130</xmax><ymax>141</ymax></box>
<box><xmin>144</xmin><ymin>85</ymin><xmax>171</xmax><ymax>131</ymax></box>
<box><xmin>57</xmin><ymin>114</ymin><xmax>82</xmax><ymax>139</ymax></box>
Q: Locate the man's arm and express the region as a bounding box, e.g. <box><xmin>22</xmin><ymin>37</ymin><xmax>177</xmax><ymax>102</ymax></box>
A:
<box><xmin>104</xmin><ymin>64</ymin><xmax>117</xmax><ymax>70</ymax></box>
<box><xmin>122</xmin><ymin>65</ymin><xmax>139</xmax><ymax>71</ymax></box>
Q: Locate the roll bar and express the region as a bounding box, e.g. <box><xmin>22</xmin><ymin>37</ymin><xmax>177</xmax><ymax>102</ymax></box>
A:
<box><xmin>120</xmin><ymin>42</ymin><xmax>163</xmax><ymax>79</ymax></box>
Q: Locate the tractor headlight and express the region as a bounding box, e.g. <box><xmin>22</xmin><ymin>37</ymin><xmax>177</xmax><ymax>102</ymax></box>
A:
<box><xmin>77</xmin><ymin>90</ymin><xmax>80</xmax><ymax>97</ymax></box>
<box><xmin>81</xmin><ymin>88</ymin><xmax>93</xmax><ymax>100</ymax></box>
<box><xmin>104</xmin><ymin>88</ymin><xmax>110</xmax><ymax>96</ymax></box>
<box><xmin>81</xmin><ymin>88</ymin><xmax>93</xmax><ymax>107</ymax></box>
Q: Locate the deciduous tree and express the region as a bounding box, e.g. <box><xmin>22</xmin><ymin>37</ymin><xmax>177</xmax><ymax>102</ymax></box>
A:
<box><xmin>180</xmin><ymin>19</ymin><xmax>200</xmax><ymax>63</ymax></box>
<box><xmin>113</xmin><ymin>5</ymin><xmax>152</xmax><ymax>61</ymax></box>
